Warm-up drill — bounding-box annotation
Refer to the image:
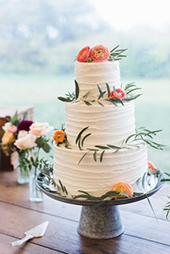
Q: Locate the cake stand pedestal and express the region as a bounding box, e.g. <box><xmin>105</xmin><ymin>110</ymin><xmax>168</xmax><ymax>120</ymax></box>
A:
<box><xmin>37</xmin><ymin>172</ymin><xmax>164</xmax><ymax>239</ymax></box>
<box><xmin>78</xmin><ymin>205</ymin><xmax>123</xmax><ymax>239</ymax></box>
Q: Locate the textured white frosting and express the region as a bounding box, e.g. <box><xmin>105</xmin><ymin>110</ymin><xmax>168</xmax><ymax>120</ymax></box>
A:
<box><xmin>53</xmin><ymin>142</ymin><xmax>147</xmax><ymax>197</ymax></box>
<box><xmin>53</xmin><ymin>60</ymin><xmax>148</xmax><ymax>198</ymax></box>
<box><xmin>75</xmin><ymin>61</ymin><xmax>120</xmax><ymax>100</ymax></box>
<box><xmin>65</xmin><ymin>100</ymin><xmax>135</xmax><ymax>147</ymax></box>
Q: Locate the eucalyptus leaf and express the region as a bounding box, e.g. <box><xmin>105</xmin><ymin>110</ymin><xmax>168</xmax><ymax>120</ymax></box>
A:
<box><xmin>75</xmin><ymin>126</ymin><xmax>89</xmax><ymax>144</ymax></box>
<box><xmin>74</xmin><ymin>80</ymin><xmax>79</xmax><ymax>99</ymax></box>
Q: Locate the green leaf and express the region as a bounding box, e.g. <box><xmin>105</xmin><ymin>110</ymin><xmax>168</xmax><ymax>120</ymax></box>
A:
<box><xmin>75</xmin><ymin>126</ymin><xmax>89</xmax><ymax>144</ymax></box>
<box><xmin>74</xmin><ymin>80</ymin><xmax>79</xmax><ymax>99</ymax></box>
<box><xmin>106</xmin><ymin>83</ymin><xmax>110</xmax><ymax>97</ymax></box>
<box><xmin>11</xmin><ymin>111</ymin><xmax>19</xmax><ymax>125</ymax></box>
<box><xmin>100</xmin><ymin>150</ymin><xmax>105</xmax><ymax>162</ymax></box>
<box><xmin>84</xmin><ymin>101</ymin><xmax>92</xmax><ymax>106</ymax></box>
<box><xmin>97</xmin><ymin>101</ymin><xmax>104</xmax><ymax>107</ymax></box>
<box><xmin>58</xmin><ymin>96</ymin><xmax>73</xmax><ymax>102</ymax></box>
<box><xmin>82</xmin><ymin>91</ymin><xmax>90</xmax><ymax>99</ymax></box>
<box><xmin>42</xmin><ymin>143</ymin><xmax>51</xmax><ymax>153</ymax></box>
<box><xmin>78</xmin><ymin>152</ymin><xmax>88</xmax><ymax>164</ymax></box>
<box><xmin>93</xmin><ymin>150</ymin><xmax>97</xmax><ymax>162</ymax></box>
<box><xmin>95</xmin><ymin>145</ymin><xmax>110</xmax><ymax>150</ymax></box>
<box><xmin>81</xmin><ymin>133</ymin><xmax>91</xmax><ymax>147</ymax></box>
<box><xmin>97</xmin><ymin>85</ymin><xmax>105</xmax><ymax>99</ymax></box>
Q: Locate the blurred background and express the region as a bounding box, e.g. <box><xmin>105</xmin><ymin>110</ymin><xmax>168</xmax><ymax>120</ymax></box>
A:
<box><xmin>0</xmin><ymin>0</ymin><xmax>169</xmax><ymax>171</ymax></box>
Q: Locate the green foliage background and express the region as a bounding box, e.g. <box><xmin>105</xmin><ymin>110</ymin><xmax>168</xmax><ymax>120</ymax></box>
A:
<box><xmin>0</xmin><ymin>0</ymin><xmax>169</xmax><ymax>78</ymax></box>
<box><xmin>0</xmin><ymin>0</ymin><xmax>170</xmax><ymax>172</ymax></box>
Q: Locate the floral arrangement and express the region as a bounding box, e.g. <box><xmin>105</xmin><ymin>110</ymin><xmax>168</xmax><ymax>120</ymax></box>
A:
<box><xmin>0</xmin><ymin>111</ymin><xmax>53</xmax><ymax>173</ymax></box>
<box><xmin>14</xmin><ymin>122</ymin><xmax>53</xmax><ymax>172</ymax></box>
<box><xmin>76</xmin><ymin>44</ymin><xmax>127</xmax><ymax>62</ymax></box>
<box><xmin>0</xmin><ymin>111</ymin><xmax>33</xmax><ymax>157</ymax></box>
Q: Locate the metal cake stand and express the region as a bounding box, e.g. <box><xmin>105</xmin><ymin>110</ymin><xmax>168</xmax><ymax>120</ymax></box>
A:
<box><xmin>36</xmin><ymin>172</ymin><xmax>164</xmax><ymax>239</ymax></box>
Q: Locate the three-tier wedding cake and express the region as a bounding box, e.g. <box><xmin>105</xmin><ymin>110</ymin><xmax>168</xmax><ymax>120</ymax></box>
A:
<box><xmin>52</xmin><ymin>45</ymin><xmax>148</xmax><ymax>198</ymax></box>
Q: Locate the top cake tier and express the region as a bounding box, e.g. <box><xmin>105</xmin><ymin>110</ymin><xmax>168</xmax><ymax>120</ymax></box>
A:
<box><xmin>75</xmin><ymin>61</ymin><xmax>121</xmax><ymax>100</ymax></box>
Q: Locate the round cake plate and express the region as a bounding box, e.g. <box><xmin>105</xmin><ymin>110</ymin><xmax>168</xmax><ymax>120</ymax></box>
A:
<box><xmin>36</xmin><ymin>172</ymin><xmax>164</xmax><ymax>239</ymax></box>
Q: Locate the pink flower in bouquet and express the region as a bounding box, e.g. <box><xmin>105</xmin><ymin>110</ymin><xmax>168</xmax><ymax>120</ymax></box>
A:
<box><xmin>90</xmin><ymin>45</ymin><xmax>110</xmax><ymax>62</ymax></box>
<box><xmin>18</xmin><ymin>120</ymin><xmax>33</xmax><ymax>131</ymax></box>
<box><xmin>110</xmin><ymin>88</ymin><xmax>126</xmax><ymax>100</ymax></box>
<box><xmin>76</xmin><ymin>46</ymin><xmax>90</xmax><ymax>62</ymax></box>
<box><xmin>29</xmin><ymin>122</ymin><xmax>53</xmax><ymax>137</ymax></box>
<box><xmin>14</xmin><ymin>134</ymin><xmax>37</xmax><ymax>150</ymax></box>
<box><xmin>7</xmin><ymin>125</ymin><xmax>18</xmax><ymax>133</ymax></box>
<box><xmin>2</xmin><ymin>122</ymin><xmax>14</xmax><ymax>132</ymax></box>
<box><xmin>1</xmin><ymin>131</ymin><xmax>15</xmax><ymax>145</ymax></box>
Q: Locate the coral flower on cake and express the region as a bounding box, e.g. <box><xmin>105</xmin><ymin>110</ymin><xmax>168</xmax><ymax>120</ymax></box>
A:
<box><xmin>52</xmin><ymin>130</ymin><xmax>65</xmax><ymax>144</ymax></box>
<box><xmin>148</xmin><ymin>161</ymin><xmax>156</xmax><ymax>173</ymax></box>
<box><xmin>77</xmin><ymin>46</ymin><xmax>90</xmax><ymax>62</ymax></box>
<box><xmin>112</xmin><ymin>181</ymin><xmax>133</xmax><ymax>198</ymax></box>
<box><xmin>110</xmin><ymin>88</ymin><xmax>126</xmax><ymax>100</ymax></box>
<box><xmin>90</xmin><ymin>45</ymin><xmax>110</xmax><ymax>62</ymax></box>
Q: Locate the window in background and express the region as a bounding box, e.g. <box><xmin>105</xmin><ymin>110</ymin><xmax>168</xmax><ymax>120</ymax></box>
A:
<box><xmin>0</xmin><ymin>0</ymin><xmax>169</xmax><ymax>171</ymax></box>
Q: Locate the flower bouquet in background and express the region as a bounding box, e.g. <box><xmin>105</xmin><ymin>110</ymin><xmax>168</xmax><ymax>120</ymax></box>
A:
<box><xmin>14</xmin><ymin>122</ymin><xmax>53</xmax><ymax>201</ymax></box>
<box><xmin>0</xmin><ymin>111</ymin><xmax>33</xmax><ymax>181</ymax></box>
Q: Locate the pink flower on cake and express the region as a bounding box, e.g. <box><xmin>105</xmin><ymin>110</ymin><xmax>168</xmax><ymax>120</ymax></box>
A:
<box><xmin>14</xmin><ymin>134</ymin><xmax>37</xmax><ymax>150</ymax></box>
<box><xmin>148</xmin><ymin>161</ymin><xmax>156</xmax><ymax>173</ymax></box>
<box><xmin>89</xmin><ymin>45</ymin><xmax>110</xmax><ymax>62</ymax></box>
<box><xmin>112</xmin><ymin>181</ymin><xmax>133</xmax><ymax>198</ymax></box>
<box><xmin>29</xmin><ymin>122</ymin><xmax>53</xmax><ymax>137</ymax></box>
<box><xmin>110</xmin><ymin>88</ymin><xmax>126</xmax><ymax>100</ymax></box>
<box><xmin>76</xmin><ymin>46</ymin><xmax>90</xmax><ymax>62</ymax></box>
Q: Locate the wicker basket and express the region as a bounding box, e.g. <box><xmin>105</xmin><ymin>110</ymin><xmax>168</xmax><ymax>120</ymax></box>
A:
<box><xmin>0</xmin><ymin>106</ymin><xmax>34</xmax><ymax>171</ymax></box>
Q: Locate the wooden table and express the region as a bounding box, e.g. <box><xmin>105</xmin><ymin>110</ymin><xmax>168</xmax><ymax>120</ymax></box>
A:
<box><xmin>0</xmin><ymin>170</ymin><xmax>170</xmax><ymax>254</ymax></box>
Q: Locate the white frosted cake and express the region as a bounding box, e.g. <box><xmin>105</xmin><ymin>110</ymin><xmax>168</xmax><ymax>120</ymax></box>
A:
<box><xmin>52</xmin><ymin>45</ymin><xmax>148</xmax><ymax>198</ymax></box>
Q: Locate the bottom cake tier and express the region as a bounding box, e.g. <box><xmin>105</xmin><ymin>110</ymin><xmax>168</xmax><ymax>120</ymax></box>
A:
<box><xmin>53</xmin><ymin>142</ymin><xmax>147</xmax><ymax>198</ymax></box>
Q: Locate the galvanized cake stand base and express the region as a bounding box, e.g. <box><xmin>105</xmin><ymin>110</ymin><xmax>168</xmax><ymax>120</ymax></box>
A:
<box><xmin>37</xmin><ymin>173</ymin><xmax>164</xmax><ymax>239</ymax></box>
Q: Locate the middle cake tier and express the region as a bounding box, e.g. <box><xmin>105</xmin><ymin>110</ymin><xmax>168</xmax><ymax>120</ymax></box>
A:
<box><xmin>65</xmin><ymin>100</ymin><xmax>136</xmax><ymax>147</ymax></box>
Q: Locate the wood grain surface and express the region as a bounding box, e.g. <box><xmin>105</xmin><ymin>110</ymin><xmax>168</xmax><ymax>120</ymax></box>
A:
<box><xmin>0</xmin><ymin>170</ymin><xmax>170</xmax><ymax>254</ymax></box>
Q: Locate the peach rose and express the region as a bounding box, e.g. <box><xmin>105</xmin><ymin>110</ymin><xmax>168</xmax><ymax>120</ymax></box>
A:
<box><xmin>52</xmin><ymin>130</ymin><xmax>65</xmax><ymax>144</ymax></box>
<box><xmin>148</xmin><ymin>161</ymin><xmax>156</xmax><ymax>173</ymax></box>
<box><xmin>110</xmin><ymin>88</ymin><xmax>126</xmax><ymax>100</ymax></box>
<box><xmin>112</xmin><ymin>181</ymin><xmax>133</xmax><ymax>198</ymax></box>
<box><xmin>14</xmin><ymin>134</ymin><xmax>37</xmax><ymax>150</ymax></box>
<box><xmin>77</xmin><ymin>46</ymin><xmax>90</xmax><ymax>62</ymax></box>
<box><xmin>90</xmin><ymin>45</ymin><xmax>110</xmax><ymax>62</ymax></box>
<box><xmin>1</xmin><ymin>131</ymin><xmax>15</xmax><ymax>144</ymax></box>
<box><xmin>29</xmin><ymin>122</ymin><xmax>53</xmax><ymax>137</ymax></box>
<box><xmin>17</xmin><ymin>130</ymin><xmax>28</xmax><ymax>139</ymax></box>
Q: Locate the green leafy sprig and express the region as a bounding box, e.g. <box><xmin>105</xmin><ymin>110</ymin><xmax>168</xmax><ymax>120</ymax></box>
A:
<box><xmin>58</xmin><ymin>80</ymin><xmax>79</xmax><ymax>102</ymax></box>
<box><xmin>75</xmin><ymin>126</ymin><xmax>164</xmax><ymax>164</ymax></box>
<box><xmin>124</xmin><ymin>127</ymin><xmax>165</xmax><ymax>150</ymax></box>
<box><xmin>57</xmin><ymin>81</ymin><xmax>141</xmax><ymax>107</ymax></box>
<box><xmin>164</xmin><ymin>196</ymin><xmax>170</xmax><ymax>219</ymax></box>
<box><xmin>58</xmin><ymin>179</ymin><xmax>68</xmax><ymax>195</ymax></box>
<box><xmin>108</xmin><ymin>45</ymin><xmax>128</xmax><ymax>61</ymax></box>
<box><xmin>123</xmin><ymin>82</ymin><xmax>142</xmax><ymax>101</ymax></box>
